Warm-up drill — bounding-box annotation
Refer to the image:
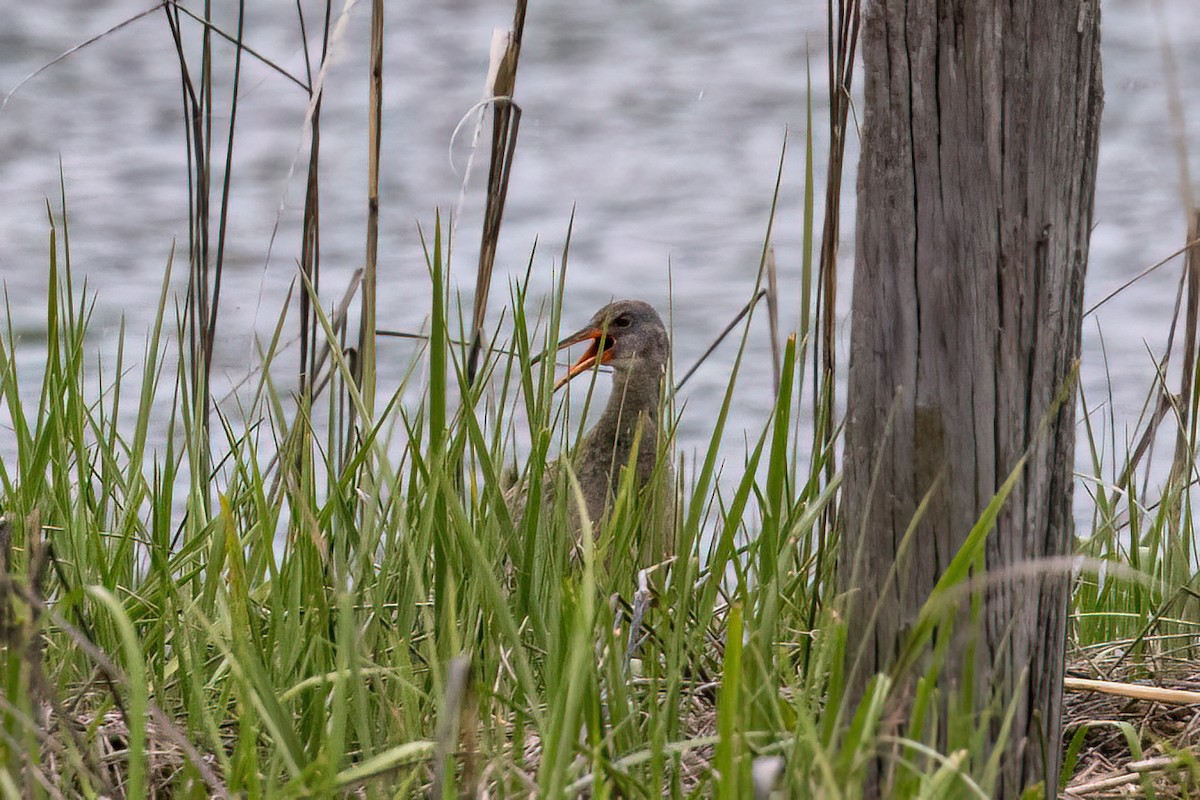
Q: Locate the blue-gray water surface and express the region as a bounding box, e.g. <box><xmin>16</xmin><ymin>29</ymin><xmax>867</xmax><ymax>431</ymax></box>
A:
<box><xmin>1</xmin><ymin>1</ymin><xmax>1198</xmax><ymax>533</ymax></box>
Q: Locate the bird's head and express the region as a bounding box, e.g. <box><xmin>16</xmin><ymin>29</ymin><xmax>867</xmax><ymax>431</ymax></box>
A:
<box><xmin>554</xmin><ymin>300</ymin><xmax>669</xmax><ymax>391</ymax></box>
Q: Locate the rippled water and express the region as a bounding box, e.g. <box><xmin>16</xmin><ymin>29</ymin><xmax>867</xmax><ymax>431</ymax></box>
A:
<box><xmin>1</xmin><ymin>1</ymin><xmax>1198</xmax><ymax>526</ymax></box>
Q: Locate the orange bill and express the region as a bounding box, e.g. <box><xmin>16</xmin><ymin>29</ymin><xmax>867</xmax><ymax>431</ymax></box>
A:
<box><xmin>554</xmin><ymin>326</ymin><xmax>614</xmax><ymax>391</ymax></box>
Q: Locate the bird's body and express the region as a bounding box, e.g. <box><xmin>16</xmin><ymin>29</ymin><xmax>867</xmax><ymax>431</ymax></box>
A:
<box><xmin>514</xmin><ymin>300</ymin><xmax>675</xmax><ymax>569</ymax></box>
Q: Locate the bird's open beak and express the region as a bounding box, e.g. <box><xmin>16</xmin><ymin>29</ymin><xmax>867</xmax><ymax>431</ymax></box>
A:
<box><xmin>554</xmin><ymin>325</ymin><xmax>614</xmax><ymax>391</ymax></box>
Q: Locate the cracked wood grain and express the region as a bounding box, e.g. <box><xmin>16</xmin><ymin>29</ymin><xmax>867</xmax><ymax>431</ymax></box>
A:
<box><xmin>841</xmin><ymin>0</ymin><xmax>1103</xmax><ymax>794</ymax></box>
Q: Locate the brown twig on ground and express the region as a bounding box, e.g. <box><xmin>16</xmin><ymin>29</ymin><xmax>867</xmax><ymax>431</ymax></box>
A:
<box><xmin>1063</xmin><ymin>653</ymin><xmax>1200</xmax><ymax>798</ymax></box>
<box><xmin>1065</xmin><ymin>677</ymin><xmax>1200</xmax><ymax>707</ymax></box>
<box><xmin>1066</xmin><ymin>754</ymin><xmax>1197</xmax><ymax>797</ymax></box>
<box><xmin>5</xmin><ymin>580</ymin><xmax>227</xmax><ymax>795</ymax></box>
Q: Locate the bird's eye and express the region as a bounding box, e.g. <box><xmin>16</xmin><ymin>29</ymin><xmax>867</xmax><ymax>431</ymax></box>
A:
<box><xmin>612</xmin><ymin>315</ymin><xmax>632</xmax><ymax>329</ymax></box>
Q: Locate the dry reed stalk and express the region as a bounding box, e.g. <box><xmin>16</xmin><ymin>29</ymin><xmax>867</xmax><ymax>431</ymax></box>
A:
<box><xmin>673</xmin><ymin>139</ymin><xmax>785</xmax><ymax>395</ymax></box>
<box><xmin>1064</xmin><ymin>677</ymin><xmax>1200</xmax><ymax>706</ymax></box>
<box><xmin>466</xmin><ymin>0</ymin><xmax>528</xmax><ymax>384</ymax></box>
<box><xmin>1117</xmin><ymin>391</ymin><xmax>1174</xmax><ymax>490</ymax></box>
<box><xmin>811</xmin><ymin>0</ymin><xmax>859</xmax><ymax>558</ymax></box>
<box><xmin>358</xmin><ymin>0</ymin><xmax>384</xmax><ymax>418</ymax></box>
<box><xmin>1151</xmin><ymin>0</ymin><xmax>1196</xmax><ymax>218</ymax></box>
<box><xmin>1117</xmin><ymin>13</ymin><xmax>1200</xmax><ymax>508</ymax></box>
<box><xmin>816</xmin><ymin>0</ymin><xmax>859</xmax><ymax>394</ymax></box>
<box><xmin>800</xmin><ymin>1</ymin><xmax>859</xmax><ymax>663</ymax></box>
<box><xmin>378</xmin><ymin>329</ymin><xmax>530</xmax><ymax>362</ymax></box>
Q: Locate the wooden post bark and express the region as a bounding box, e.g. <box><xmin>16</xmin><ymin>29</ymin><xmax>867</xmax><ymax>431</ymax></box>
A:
<box><xmin>841</xmin><ymin>0</ymin><xmax>1103</xmax><ymax>794</ymax></box>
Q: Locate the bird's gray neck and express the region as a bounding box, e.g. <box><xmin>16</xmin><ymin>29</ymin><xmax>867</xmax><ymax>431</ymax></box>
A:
<box><xmin>572</xmin><ymin>355</ymin><xmax>668</xmax><ymax>523</ymax></box>
<box><xmin>599</xmin><ymin>358</ymin><xmax>665</xmax><ymax>440</ymax></box>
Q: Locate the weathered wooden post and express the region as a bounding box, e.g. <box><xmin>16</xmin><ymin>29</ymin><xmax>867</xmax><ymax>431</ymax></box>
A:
<box><xmin>841</xmin><ymin>1</ymin><xmax>1103</xmax><ymax>793</ymax></box>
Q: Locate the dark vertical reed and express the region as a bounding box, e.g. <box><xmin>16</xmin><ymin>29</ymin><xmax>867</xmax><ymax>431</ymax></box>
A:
<box><xmin>298</xmin><ymin>2</ymin><xmax>332</xmax><ymax>395</ymax></box>
<box><xmin>815</xmin><ymin>0</ymin><xmax>859</xmax><ymax>471</ymax></box>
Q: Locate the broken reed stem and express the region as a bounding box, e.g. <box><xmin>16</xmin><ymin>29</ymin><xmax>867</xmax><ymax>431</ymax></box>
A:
<box><xmin>673</xmin><ymin>289</ymin><xmax>768</xmax><ymax>393</ymax></box>
<box><xmin>1113</xmin><ymin>221</ymin><xmax>1200</xmax><ymax>495</ymax></box>
<box><xmin>358</xmin><ymin>0</ymin><xmax>383</xmax><ymax>420</ymax></box>
<box><xmin>1117</xmin><ymin>390</ymin><xmax>1173</xmax><ymax>490</ymax></box>
<box><xmin>466</xmin><ymin>0</ymin><xmax>528</xmax><ymax>385</ymax></box>
<box><xmin>172</xmin><ymin>3</ymin><xmax>309</xmax><ymax>91</ymax></box>
<box><xmin>379</xmin><ymin>328</ymin><xmax>531</xmax><ymax>363</ymax></box>
<box><xmin>1151</xmin><ymin>0</ymin><xmax>1197</xmax><ymax>219</ymax></box>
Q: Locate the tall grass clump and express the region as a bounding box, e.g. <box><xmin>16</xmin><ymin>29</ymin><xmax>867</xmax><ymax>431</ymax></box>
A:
<box><xmin>2</xmin><ymin>3</ymin><xmax>1200</xmax><ymax>799</ymax></box>
<box><xmin>1</xmin><ymin>173</ymin><xmax>1143</xmax><ymax>800</ymax></box>
<box><xmin>1073</xmin><ymin>221</ymin><xmax>1200</xmax><ymax>659</ymax></box>
<box><xmin>0</xmin><ymin>195</ymin><xmax>851</xmax><ymax>796</ymax></box>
